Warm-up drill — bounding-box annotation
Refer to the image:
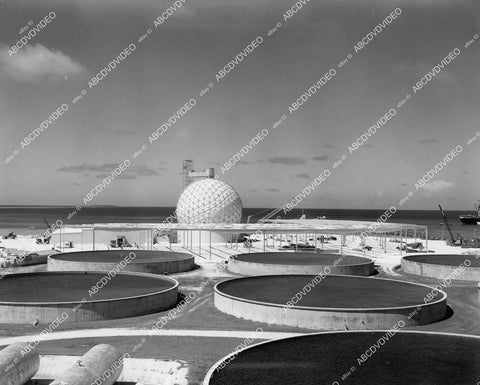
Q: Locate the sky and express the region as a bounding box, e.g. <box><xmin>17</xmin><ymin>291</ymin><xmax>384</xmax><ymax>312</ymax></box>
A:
<box><xmin>0</xmin><ymin>0</ymin><xmax>479</xmax><ymax>210</ymax></box>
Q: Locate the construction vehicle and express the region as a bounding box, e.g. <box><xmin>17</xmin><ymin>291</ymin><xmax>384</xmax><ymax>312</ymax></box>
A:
<box><xmin>110</xmin><ymin>235</ymin><xmax>132</xmax><ymax>248</ymax></box>
<box><xmin>36</xmin><ymin>218</ymin><xmax>53</xmax><ymax>244</ymax></box>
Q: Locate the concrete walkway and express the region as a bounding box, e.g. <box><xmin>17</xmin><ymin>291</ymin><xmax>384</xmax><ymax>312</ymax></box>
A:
<box><xmin>0</xmin><ymin>328</ymin><xmax>305</xmax><ymax>345</ymax></box>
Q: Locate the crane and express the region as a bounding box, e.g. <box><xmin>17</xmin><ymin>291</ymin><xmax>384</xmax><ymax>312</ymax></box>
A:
<box><xmin>438</xmin><ymin>205</ymin><xmax>462</xmax><ymax>246</ymax></box>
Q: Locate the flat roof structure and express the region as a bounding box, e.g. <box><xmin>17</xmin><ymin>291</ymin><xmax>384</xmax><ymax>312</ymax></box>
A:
<box><xmin>54</xmin><ymin>219</ymin><xmax>428</xmax><ymax>258</ymax></box>
<box><xmin>62</xmin><ymin>219</ymin><xmax>427</xmax><ymax>235</ymax></box>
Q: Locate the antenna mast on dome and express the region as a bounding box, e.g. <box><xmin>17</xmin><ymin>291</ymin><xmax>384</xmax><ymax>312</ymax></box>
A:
<box><xmin>183</xmin><ymin>160</ymin><xmax>215</xmax><ymax>190</ymax></box>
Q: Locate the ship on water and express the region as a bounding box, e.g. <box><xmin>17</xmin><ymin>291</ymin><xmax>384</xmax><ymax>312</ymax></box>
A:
<box><xmin>459</xmin><ymin>201</ymin><xmax>480</xmax><ymax>225</ymax></box>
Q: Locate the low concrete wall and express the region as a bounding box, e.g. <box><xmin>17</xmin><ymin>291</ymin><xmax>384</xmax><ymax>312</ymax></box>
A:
<box><xmin>0</xmin><ymin>273</ymin><xmax>179</xmax><ymax>324</ymax></box>
<box><xmin>48</xmin><ymin>250</ymin><xmax>195</xmax><ymax>274</ymax></box>
<box><xmin>229</xmin><ymin>258</ymin><xmax>374</xmax><ymax>276</ymax></box>
<box><xmin>214</xmin><ymin>278</ymin><xmax>447</xmax><ymax>330</ymax></box>
<box><xmin>401</xmin><ymin>257</ymin><xmax>480</xmax><ymax>282</ymax></box>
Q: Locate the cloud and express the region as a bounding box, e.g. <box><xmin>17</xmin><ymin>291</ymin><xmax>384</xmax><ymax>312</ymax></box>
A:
<box><xmin>248</xmin><ymin>188</ymin><xmax>258</xmax><ymax>192</ymax></box>
<box><xmin>134</xmin><ymin>165</ymin><xmax>162</xmax><ymax>176</ymax></box>
<box><xmin>323</xmin><ymin>144</ymin><xmax>336</xmax><ymax>149</ymax></box>
<box><xmin>0</xmin><ymin>44</ymin><xmax>85</xmax><ymax>83</ymax></box>
<box><xmin>268</xmin><ymin>156</ymin><xmax>306</xmax><ymax>165</ymax></box>
<box><xmin>58</xmin><ymin>163</ymin><xmax>119</xmax><ymax>174</ymax></box>
<box><xmin>418</xmin><ymin>138</ymin><xmax>439</xmax><ymax>144</ymax></box>
<box><xmin>312</xmin><ymin>155</ymin><xmax>329</xmax><ymax>161</ymax></box>
<box><xmin>58</xmin><ymin>163</ymin><xmax>161</xmax><ymax>178</ymax></box>
<box><xmin>266</xmin><ymin>188</ymin><xmax>279</xmax><ymax>192</ymax></box>
<box><xmin>291</xmin><ymin>173</ymin><xmax>310</xmax><ymax>179</ymax></box>
<box><xmin>399</xmin><ymin>182</ymin><xmax>407</xmax><ymax>187</ymax></box>
<box><xmin>422</xmin><ymin>180</ymin><xmax>454</xmax><ymax>195</ymax></box>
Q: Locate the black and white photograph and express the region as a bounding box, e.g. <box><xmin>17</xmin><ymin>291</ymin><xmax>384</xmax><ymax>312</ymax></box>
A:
<box><xmin>0</xmin><ymin>0</ymin><xmax>479</xmax><ymax>384</ymax></box>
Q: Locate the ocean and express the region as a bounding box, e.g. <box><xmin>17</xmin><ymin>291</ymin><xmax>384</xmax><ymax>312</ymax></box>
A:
<box><xmin>0</xmin><ymin>206</ymin><xmax>478</xmax><ymax>240</ymax></box>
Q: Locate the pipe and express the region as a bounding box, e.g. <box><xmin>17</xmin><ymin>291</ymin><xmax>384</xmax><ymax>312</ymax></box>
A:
<box><xmin>50</xmin><ymin>344</ymin><xmax>124</xmax><ymax>385</ymax></box>
<box><xmin>0</xmin><ymin>343</ymin><xmax>40</xmax><ymax>385</ymax></box>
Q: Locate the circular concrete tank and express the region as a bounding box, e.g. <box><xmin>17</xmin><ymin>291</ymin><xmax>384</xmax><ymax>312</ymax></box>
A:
<box><xmin>214</xmin><ymin>275</ymin><xmax>447</xmax><ymax>330</ymax></box>
<box><xmin>204</xmin><ymin>331</ymin><xmax>480</xmax><ymax>385</ymax></box>
<box><xmin>0</xmin><ymin>272</ymin><xmax>179</xmax><ymax>324</ymax></box>
<box><xmin>228</xmin><ymin>252</ymin><xmax>374</xmax><ymax>276</ymax></box>
<box><xmin>48</xmin><ymin>250</ymin><xmax>195</xmax><ymax>274</ymax></box>
<box><xmin>402</xmin><ymin>254</ymin><xmax>480</xmax><ymax>281</ymax></box>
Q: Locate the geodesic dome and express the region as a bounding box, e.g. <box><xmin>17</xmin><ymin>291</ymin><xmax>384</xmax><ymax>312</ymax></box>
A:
<box><xmin>176</xmin><ymin>179</ymin><xmax>242</xmax><ymax>224</ymax></box>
